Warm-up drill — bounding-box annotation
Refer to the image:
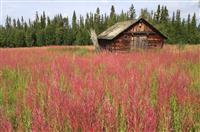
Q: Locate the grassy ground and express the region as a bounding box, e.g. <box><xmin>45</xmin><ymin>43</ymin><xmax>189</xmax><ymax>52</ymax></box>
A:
<box><xmin>0</xmin><ymin>45</ymin><xmax>199</xmax><ymax>131</ymax></box>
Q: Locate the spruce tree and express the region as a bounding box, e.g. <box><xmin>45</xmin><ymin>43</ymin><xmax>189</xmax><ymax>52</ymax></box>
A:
<box><xmin>140</xmin><ymin>8</ymin><xmax>150</xmax><ymax>20</ymax></box>
<box><xmin>187</xmin><ymin>14</ymin><xmax>191</xmax><ymax>43</ymax></box>
<box><xmin>14</xmin><ymin>29</ymin><xmax>26</xmax><ymax>47</ymax></box>
<box><xmin>175</xmin><ymin>10</ymin><xmax>182</xmax><ymax>43</ymax></box>
<box><xmin>160</xmin><ymin>6</ymin><xmax>169</xmax><ymax>23</ymax></box>
<box><xmin>1</xmin><ymin>5</ymin><xmax>200</xmax><ymax>47</ymax></box>
<box><xmin>128</xmin><ymin>4</ymin><xmax>136</xmax><ymax>20</ymax></box>
<box><xmin>8</xmin><ymin>29</ymin><xmax>16</xmax><ymax>47</ymax></box>
<box><xmin>45</xmin><ymin>24</ymin><xmax>55</xmax><ymax>45</ymax></box>
<box><xmin>71</xmin><ymin>11</ymin><xmax>78</xmax><ymax>44</ymax></box>
<box><xmin>13</xmin><ymin>19</ymin><xmax>17</xmax><ymax>28</ymax></box>
<box><xmin>108</xmin><ymin>5</ymin><xmax>116</xmax><ymax>26</ymax></box>
<box><xmin>5</xmin><ymin>16</ymin><xmax>12</xmax><ymax>29</ymax></box>
<box><xmin>26</xmin><ymin>28</ymin><xmax>36</xmax><ymax>47</ymax></box>
<box><xmin>63</xmin><ymin>17</ymin><xmax>72</xmax><ymax>45</ymax></box>
<box><xmin>75</xmin><ymin>15</ymin><xmax>85</xmax><ymax>45</ymax></box>
<box><xmin>191</xmin><ymin>13</ymin><xmax>198</xmax><ymax>44</ymax></box>
<box><xmin>0</xmin><ymin>28</ymin><xmax>7</xmax><ymax>47</ymax></box>
<box><xmin>55</xmin><ymin>27</ymin><xmax>64</xmax><ymax>45</ymax></box>
<box><xmin>172</xmin><ymin>12</ymin><xmax>175</xmax><ymax>23</ymax></box>
<box><xmin>36</xmin><ymin>29</ymin><xmax>46</xmax><ymax>46</ymax></box>
<box><xmin>21</xmin><ymin>16</ymin><xmax>24</xmax><ymax>28</ymax></box>
<box><xmin>41</xmin><ymin>11</ymin><xmax>46</xmax><ymax>29</ymax></box>
<box><xmin>17</xmin><ymin>19</ymin><xmax>21</xmax><ymax>29</ymax></box>
<box><xmin>94</xmin><ymin>8</ymin><xmax>101</xmax><ymax>34</ymax></box>
<box><xmin>119</xmin><ymin>10</ymin><xmax>126</xmax><ymax>22</ymax></box>
<box><xmin>155</xmin><ymin>5</ymin><xmax>161</xmax><ymax>22</ymax></box>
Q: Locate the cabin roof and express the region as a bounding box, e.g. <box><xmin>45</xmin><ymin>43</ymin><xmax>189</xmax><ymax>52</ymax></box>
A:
<box><xmin>98</xmin><ymin>18</ymin><xmax>167</xmax><ymax>40</ymax></box>
<box><xmin>98</xmin><ymin>20</ymin><xmax>135</xmax><ymax>40</ymax></box>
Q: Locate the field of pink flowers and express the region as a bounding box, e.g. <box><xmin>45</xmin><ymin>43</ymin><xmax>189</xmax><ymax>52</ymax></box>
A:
<box><xmin>0</xmin><ymin>46</ymin><xmax>199</xmax><ymax>131</ymax></box>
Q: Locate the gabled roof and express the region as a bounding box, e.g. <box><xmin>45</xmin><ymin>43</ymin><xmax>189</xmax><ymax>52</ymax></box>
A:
<box><xmin>98</xmin><ymin>20</ymin><xmax>135</xmax><ymax>40</ymax></box>
<box><xmin>98</xmin><ymin>18</ymin><xmax>167</xmax><ymax>40</ymax></box>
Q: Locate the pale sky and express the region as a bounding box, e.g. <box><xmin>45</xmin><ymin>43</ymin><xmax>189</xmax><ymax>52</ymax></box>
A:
<box><xmin>0</xmin><ymin>0</ymin><xmax>199</xmax><ymax>25</ymax></box>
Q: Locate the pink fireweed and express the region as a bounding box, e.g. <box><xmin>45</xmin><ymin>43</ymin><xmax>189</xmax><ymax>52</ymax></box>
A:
<box><xmin>0</xmin><ymin>46</ymin><xmax>199</xmax><ymax>131</ymax></box>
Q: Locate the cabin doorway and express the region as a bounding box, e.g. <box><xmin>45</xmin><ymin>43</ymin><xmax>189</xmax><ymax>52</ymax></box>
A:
<box><xmin>133</xmin><ymin>36</ymin><xmax>148</xmax><ymax>48</ymax></box>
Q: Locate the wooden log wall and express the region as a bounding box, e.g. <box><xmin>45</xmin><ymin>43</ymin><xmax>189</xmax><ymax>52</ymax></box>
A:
<box><xmin>98</xmin><ymin>20</ymin><xmax>165</xmax><ymax>51</ymax></box>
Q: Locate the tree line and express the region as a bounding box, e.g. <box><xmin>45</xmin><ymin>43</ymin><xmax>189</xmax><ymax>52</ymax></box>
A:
<box><xmin>0</xmin><ymin>4</ymin><xmax>199</xmax><ymax>47</ymax></box>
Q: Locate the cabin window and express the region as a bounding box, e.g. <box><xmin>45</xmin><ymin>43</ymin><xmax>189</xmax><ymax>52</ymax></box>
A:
<box><xmin>139</xmin><ymin>23</ymin><xmax>142</xmax><ymax>28</ymax></box>
<box><xmin>123</xmin><ymin>35</ymin><xmax>129</xmax><ymax>44</ymax></box>
<box><xmin>136</xmin><ymin>23</ymin><xmax>142</xmax><ymax>32</ymax></box>
<box><xmin>124</xmin><ymin>35</ymin><xmax>129</xmax><ymax>40</ymax></box>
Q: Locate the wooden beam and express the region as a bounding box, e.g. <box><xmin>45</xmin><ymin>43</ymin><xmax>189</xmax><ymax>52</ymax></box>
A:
<box><xmin>125</xmin><ymin>31</ymin><xmax>157</xmax><ymax>36</ymax></box>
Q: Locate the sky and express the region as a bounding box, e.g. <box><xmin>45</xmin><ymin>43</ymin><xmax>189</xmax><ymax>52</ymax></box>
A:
<box><xmin>0</xmin><ymin>0</ymin><xmax>199</xmax><ymax>25</ymax></box>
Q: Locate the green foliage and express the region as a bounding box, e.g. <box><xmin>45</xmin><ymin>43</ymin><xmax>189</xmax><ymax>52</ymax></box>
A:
<box><xmin>108</xmin><ymin>5</ymin><xmax>117</xmax><ymax>26</ymax></box>
<box><xmin>188</xmin><ymin>62</ymin><xmax>200</xmax><ymax>90</ymax></box>
<box><xmin>0</xmin><ymin>47</ymin><xmax>200</xmax><ymax>130</ymax></box>
<box><xmin>64</xmin><ymin>28</ymin><xmax>73</xmax><ymax>45</ymax></box>
<box><xmin>7</xmin><ymin>29</ymin><xmax>16</xmax><ymax>47</ymax></box>
<box><xmin>0</xmin><ymin>86</ymin><xmax>3</xmax><ymax>105</ymax></box>
<box><xmin>155</xmin><ymin>5</ymin><xmax>161</xmax><ymax>22</ymax></box>
<box><xmin>140</xmin><ymin>8</ymin><xmax>151</xmax><ymax>20</ymax></box>
<box><xmin>150</xmin><ymin>73</ymin><xmax>158</xmax><ymax>107</ymax></box>
<box><xmin>129</xmin><ymin>4</ymin><xmax>136</xmax><ymax>20</ymax></box>
<box><xmin>20</xmin><ymin>107</ymin><xmax>32</xmax><ymax>131</ymax></box>
<box><xmin>0</xmin><ymin>5</ymin><xmax>200</xmax><ymax>47</ymax></box>
<box><xmin>47</xmin><ymin>47</ymin><xmax>89</xmax><ymax>56</ymax></box>
<box><xmin>73</xmin><ymin>47</ymin><xmax>89</xmax><ymax>56</ymax></box>
<box><xmin>1</xmin><ymin>68</ymin><xmax>27</xmax><ymax>104</ymax></box>
<box><xmin>0</xmin><ymin>68</ymin><xmax>28</xmax><ymax>130</ymax></box>
<box><xmin>45</xmin><ymin>24</ymin><xmax>55</xmax><ymax>45</ymax></box>
<box><xmin>117</xmin><ymin>104</ymin><xmax>126</xmax><ymax>132</ymax></box>
<box><xmin>72</xmin><ymin>11</ymin><xmax>78</xmax><ymax>44</ymax></box>
<box><xmin>25</xmin><ymin>28</ymin><xmax>36</xmax><ymax>47</ymax></box>
<box><xmin>36</xmin><ymin>29</ymin><xmax>46</xmax><ymax>46</ymax></box>
<box><xmin>14</xmin><ymin>29</ymin><xmax>26</xmax><ymax>47</ymax></box>
<box><xmin>177</xmin><ymin>42</ymin><xmax>186</xmax><ymax>50</ymax></box>
<box><xmin>94</xmin><ymin>8</ymin><xmax>101</xmax><ymax>34</ymax></box>
<box><xmin>170</xmin><ymin>96</ymin><xmax>181</xmax><ymax>132</ymax></box>
<box><xmin>55</xmin><ymin>27</ymin><xmax>65</xmax><ymax>45</ymax></box>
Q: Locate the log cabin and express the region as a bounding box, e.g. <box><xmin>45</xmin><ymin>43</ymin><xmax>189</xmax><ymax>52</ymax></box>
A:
<box><xmin>98</xmin><ymin>18</ymin><xmax>167</xmax><ymax>51</ymax></box>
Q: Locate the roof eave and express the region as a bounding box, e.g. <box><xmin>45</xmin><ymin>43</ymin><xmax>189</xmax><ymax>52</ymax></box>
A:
<box><xmin>98</xmin><ymin>37</ymin><xmax>113</xmax><ymax>40</ymax></box>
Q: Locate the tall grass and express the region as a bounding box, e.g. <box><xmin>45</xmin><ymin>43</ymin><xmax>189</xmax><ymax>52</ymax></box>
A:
<box><xmin>0</xmin><ymin>47</ymin><xmax>199</xmax><ymax>131</ymax></box>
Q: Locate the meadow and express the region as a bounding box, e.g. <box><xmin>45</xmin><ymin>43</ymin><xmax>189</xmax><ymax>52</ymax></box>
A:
<box><xmin>0</xmin><ymin>45</ymin><xmax>199</xmax><ymax>131</ymax></box>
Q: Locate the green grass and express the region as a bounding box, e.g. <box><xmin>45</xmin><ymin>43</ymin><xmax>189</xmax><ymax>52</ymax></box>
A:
<box><xmin>188</xmin><ymin>62</ymin><xmax>200</xmax><ymax>90</ymax></box>
<box><xmin>150</xmin><ymin>73</ymin><xmax>158</xmax><ymax>107</ymax></box>
<box><xmin>0</xmin><ymin>67</ymin><xmax>29</xmax><ymax>130</ymax></box>
<box><xmin>170</xmin><ymin>96</ymin><xmax>181</xmax><ymax>132</ymax></box>
<box><xmin>117</xmin><ymin>104</ymin><xmax>126</xmax><ymax>132</ymax></box>
<box><xmin>47</xmin><ymin>47</ymin><xmax>90</xmax><ymax>56</ymax></box>
<box><xmin>187</xmin><ymin>62</ymin><xmax>200</xmax><ymax>131</ymax></box>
